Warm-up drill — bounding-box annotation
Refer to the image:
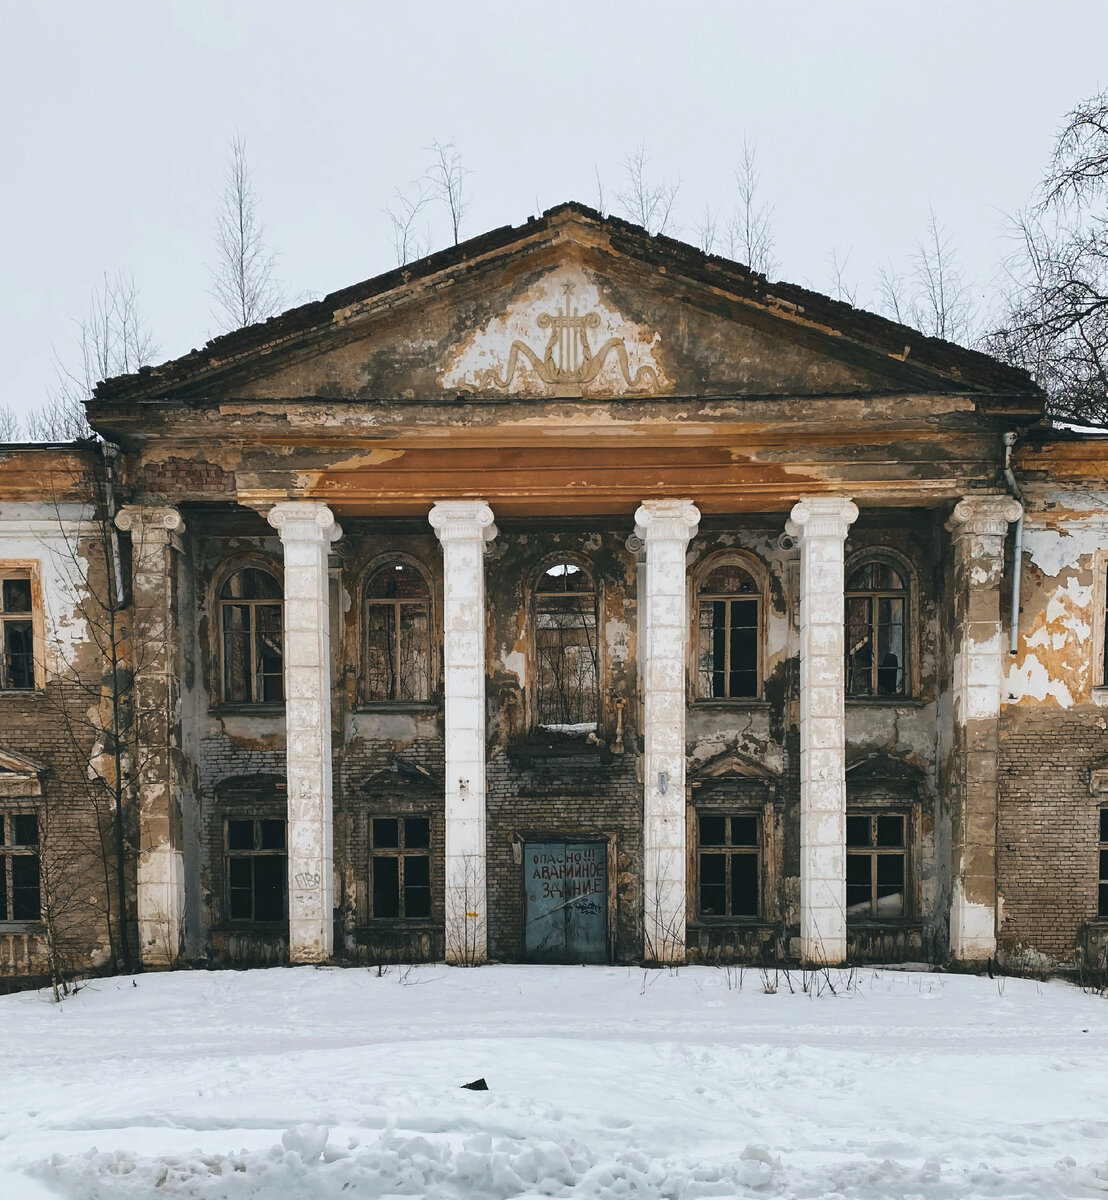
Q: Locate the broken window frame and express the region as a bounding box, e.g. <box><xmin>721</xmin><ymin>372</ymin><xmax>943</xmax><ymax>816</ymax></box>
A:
<box><xmin>844</xmin><ymin>552</ymin><xmax>912</xmax><ymax>700</ymax></box>
<box><xmin>223</xmin><ymin>815</ymin><xmax>287</xmax><ymax>925</ymax></box>
<box><xmin>693</xmin><ymin>554</ymin><xmax>764</xmax><ymax>702</ymax></box>
<box><xmin>532</xmin><ymin>559</ymin><xmax>600</xmax><ymax>732</ymax></box>
<box><xmin>217</xmin><ymin>563</ymin><xmax>284</xmax><ymax>707</ymax></box>
<box><xmin>368</xmin><ymin>815</ymin><xmax>433</xmax><ymax>921</ymax></box>
<box><xmin>0</xmin><ymin>812</ymin><xmax>40</xmax><ymax>924</ymax></box>
<box><xmin>362</xmin><ymin>558</ymin><xmax>434</xmax><ymax>704</ymax></box>
<box><xmin>694</xmin><ymin>810</ymin><xmax>762</xmax><ymax>921</ymax></box>
<box><xmin>845</xmin><ymin>810</ymin><xmax>910</xmax><ymax>921</ymax></box>
<box><xmin>1094</xmin><ymin>552</ymin><xmax>1108</xmax><ymax>694</ymax></box>
<box><xmin>0</xmin><ymin>566</ymin><xmax>40</xmax><ymax>692</ymax></box>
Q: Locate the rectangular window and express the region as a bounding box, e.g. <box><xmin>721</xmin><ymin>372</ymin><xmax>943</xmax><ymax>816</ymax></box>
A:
<box><xmin>696</xmin><ymin>812</ymin><xmax>760</xmax><ymax>919</ymax></box>
<box><xmin>1099</xmin><ymin>808</ymin><xmax>1108</xmax><ymax>918</ymax></box>
<box><xmin>846</xmin><ymin>812</ymin><xmax>906</xmax><ymax>919</ymax></box>
<box><xmin>225</xmin><ymin>817</ymin><xmax>286</xmax><ymax>923</ymax></box>
<box><xmin>0</xmin><ymin>813</ymin><xmax>40</xmax><ymax>922</ymax></box>
<box><xmin>0</xmin><ymin>574</ymin><xmax>35</xmax><ymax>691</ymax></box>
<box><xmin>698</xmin><ymin>600</ymin><xmax>759</xmax><ymax>698</ymax></box>
<box><xmin>369</xmin><ymin>816</ymin><xmax>432</xmax><ymax>919</ymax></box>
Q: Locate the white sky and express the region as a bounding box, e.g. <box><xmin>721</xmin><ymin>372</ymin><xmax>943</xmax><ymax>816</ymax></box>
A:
<box><xmin>1</xmin><ymin>0</ymin><xmax>1105</xmax><ymax>415</ymax></box>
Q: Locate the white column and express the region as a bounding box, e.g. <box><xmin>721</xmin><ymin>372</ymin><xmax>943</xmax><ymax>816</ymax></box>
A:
<box><xmin>429</xmin><ymin>500</ymin><xmax>497</xmax><ymax>965</ymax></box>
<box><xmin>635</xmin><ymin>499</ymin><xmax>700</xmax><ymax>964</ymax></box>
<box><xmin>788</xmin><ymin>496</ymin><xmax>858</xmax><ymax>965</ymax></box>
<box><xmin>946</xmin><ymin>495</ymin><xmax>1022</xmax><ymax>962</ymax></box>
<box><xmin>115</xmin><ymin>505</ymin><xmax>186</xmax><ymax>967</ymax></box>
<box><xmin>267</xmin><ymin>501</ymin><xmax>342</xmax><ymax>963</ymax></box>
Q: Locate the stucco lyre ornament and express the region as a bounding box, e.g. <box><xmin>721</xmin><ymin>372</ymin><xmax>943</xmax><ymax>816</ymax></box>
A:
<box><xmin>479</xmin><ymin>282</ymin><xmax>660</xmax><ymax>394</ymax></box>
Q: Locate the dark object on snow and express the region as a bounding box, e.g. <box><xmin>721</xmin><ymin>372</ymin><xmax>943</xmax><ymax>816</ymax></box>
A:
<box><xmin>461</xmin><ymin>1078</ymin><xmax>488</xmax><ymax>1091</ymax></box>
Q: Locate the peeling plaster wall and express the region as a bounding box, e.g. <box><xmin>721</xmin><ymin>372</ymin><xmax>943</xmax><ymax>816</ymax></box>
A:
<box><xmin>996</xmin><ymin>484</ymin><xmax>1108</xmax><ymax>960</ymax></box>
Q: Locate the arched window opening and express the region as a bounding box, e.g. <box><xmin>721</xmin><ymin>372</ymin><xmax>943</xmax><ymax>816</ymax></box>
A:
<box><xmin>220</xmin><ymin>567</ymin><xmax>283</xmax><ymax>704</ymax></box>
<box><xmin>846</xmin><ymin>560</ymin><xmax>907</xmax><ymax>697</ymax></box>
<box><xmin>364</xmin><ymin>562</ymin><xmax>431</xmax><ymax>702</ymax></box>
<box><xmin>535</xmin><ymin>562</ymin><xmax>598</xmax><ymax>730</ymax></box>
<box><xmin>696</xmin><ymin>562</ymin><xmax>760</xmax><ymax>699</ymax></box>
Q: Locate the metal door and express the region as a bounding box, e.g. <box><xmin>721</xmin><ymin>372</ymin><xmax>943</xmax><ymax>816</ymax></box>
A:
<box><xmin>524</xmin><ymin>841</ymin><xmax>607</xmax><ymax>963</ymax></box>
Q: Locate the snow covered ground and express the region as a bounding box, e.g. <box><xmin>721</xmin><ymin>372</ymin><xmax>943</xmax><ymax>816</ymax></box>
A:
<box><xmin>1</xmin><ymin>965</ymin><xmax>1107</xmax><ymax>1199</ymax></box>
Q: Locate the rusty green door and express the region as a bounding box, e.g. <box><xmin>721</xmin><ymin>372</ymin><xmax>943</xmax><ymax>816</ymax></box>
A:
<box><xmin>523</xmin><ymin>841</ymin><xmax>607</xmax><ymax>963</ymax></box>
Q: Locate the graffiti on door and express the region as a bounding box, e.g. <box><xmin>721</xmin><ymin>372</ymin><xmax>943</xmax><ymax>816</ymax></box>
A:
<box><xmin>524</xmin><ymin>841</ymin><xmax>607</xmax><ymax>963</ymax></box>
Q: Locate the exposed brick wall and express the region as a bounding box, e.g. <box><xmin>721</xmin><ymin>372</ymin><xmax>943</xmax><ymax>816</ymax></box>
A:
<box><xmin>139</xmin><ymin>458</ymin><xmax>233</xmax><ymax>496</ymax></box>
<box><xmin>998</xmin><ymin>708</ymin><xmax>1107</xmax><ymax>958</ymax></box>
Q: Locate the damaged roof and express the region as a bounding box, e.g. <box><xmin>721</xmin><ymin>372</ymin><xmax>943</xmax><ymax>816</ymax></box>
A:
<box><xmin>92</xmin><ymin>201</ymin><xmax>1042</xmax><ymax>405</ymax></box>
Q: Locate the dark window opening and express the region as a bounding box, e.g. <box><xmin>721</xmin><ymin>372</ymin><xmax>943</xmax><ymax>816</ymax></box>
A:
<box><xmin>846</xmin><ymin>560</ymin><xmax>907</xmax><ymax>697</ymax></box>
<box><xmin>0</xmin><ymin>813</ymin><xmax>40</xmax><ymax>922</ymax></box>
<box><xmin>697</xmin><ymin>564</ymin><xmax>760</xmax><ymax>699</ymax></box>
<box><xmin>220</xmin><ymin>568</ymin><xmax>283</xmax><ymax>704</ymax></box>
<box><xmin>1099</xmin><ymin>808</ymin><xmax>1108</xmax><ymax>918</ymax></box>
<box><xmin>696</xmin><ymin>811</ymin><xmax>760</xmax><ymax>919</ymax></box>
<box><xmin>370</xmin><ymin>815</ymin><xmax>432</xmax><ymax>920</ymax></box>
<box><xmin>364</xmin><ymin>563</ymin><xmax>431</xmax><ymax>702</ymax></box>
<box><xmin>1</xmin><ymin>575</ymin><xmax>35</xmax><ymax>690</ymax></box>
<box><xmin>846</xmin><ymin>812</ymin><xmax>907</xmax><ymax>919</ymax></box>
<box><xmin>535</xmin><ymin>563</ymin><xmax>598</xmax><ymax>730</ymax></box>
<box><xmin>225</xmin><ymin>816</ymin><xmax>286</xmax><ymax>923</ymax></box>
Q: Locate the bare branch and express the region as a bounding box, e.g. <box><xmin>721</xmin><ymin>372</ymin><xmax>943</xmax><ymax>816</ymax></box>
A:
<box><xmin>727</xmin><ymin>138</ymin><xmax>777</xmax><ymax>277</ymax></box>
<box><xmin>385</xmin><ymin>180</ymin><xmax>432</xmax><ymax>267</ymax></box>
<box><xmin>826</xmin><ymin>247</ymin><xmax>859</xmax><ymax>306</ymax></box>
<box><xmin>210</xmin><ymin>133</ymin><xmax>283</xmax><ymax>332</ymax></box>
<box><xmin>693</xmin><ymin>202</ymin><xmax>719</xmax><ymax>255</ymax></box>
<box><xmin>615</xmin><ymin>142</ymin><xmax>681</xmax><ymax>237</ymax></box>
<box><xmin>425</xmin><ymin>139</ymin><xmax>470</xmax><ymax>246</ymax></box>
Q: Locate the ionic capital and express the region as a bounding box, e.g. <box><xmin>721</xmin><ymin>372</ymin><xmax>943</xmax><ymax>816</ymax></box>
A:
<box><xmin>788</xmin><ymin>496</ymin><xmax>859</xmax><ymax>540</ymax></box>
<box><xmin>115</xmin><ymin>504</ymin><xmax>185</xmax><ymax>537</ymax></box>
<box><xmin>633</xmin><ymin>499</ymin><xmax>701</xmax><ymax>544</ymax></box>
<box><xmin>946</xmin><ymin>494</ymin><xmax>1023</xmax><ymax>538</ymax></box>
<box><xmin>267</xmin><ymin>501</ymin><xmax>342</xmax><ymax>544</ymax></box>
<box><xmin>429</xmin><ymin>500</ymin><xmax>498</xmax><ymax>543</ymax></box>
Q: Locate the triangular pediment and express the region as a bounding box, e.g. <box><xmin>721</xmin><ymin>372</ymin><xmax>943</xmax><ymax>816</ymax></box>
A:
<box><xmin>0</xmin><ymin>746</ymin><xmax>44</xmax><ymax>797</ymax></box>
<box><xmin>92</xmin><ymin>203</ymin><xmax>1040</xmax><ymax>412</ymax></box>
<box><xmin>689</xmin><ymin>748</ymin><xmax>780</xmax><ymax>788</ymax></box>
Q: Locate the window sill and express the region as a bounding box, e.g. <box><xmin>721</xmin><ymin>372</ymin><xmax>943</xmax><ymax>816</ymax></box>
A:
<box><xmin>213</xmin><ymin>703</ymin><xmax>286</xmax><ymax>716</ymax></box>
<box><xmin>0</xmin><ymin>689</ymin><xmax>42</xmax><ymax>699</ymax></box>
<box><xmin>688</xmin><ymin>917</ymin><xmax>772</xmax><ymax>928</ymax></box>
<box><xmin>1091</xmin><ymin>687</ymin><xmax>1108</xmax><ymax>708</ymax></box>
<box><xmin>846</xmin><ymin>918</ymin><xmax>922</xmax><ymax>928</ymax></box>
<box><xmin>0</xmin><ymin>921</ymin><xmax>42</xmax><ymax>933</ymax></box>
<box><xmin>212</xmin><ymin>922</ymin><xmax>289</xmax><ymax>933</ymax></box>
<box><xmin>692</xmin><ymin>699</ymin><xmax>771</xmax><ymax>710</ymax></box>
<box><xmin>353</xmin><ymin>701</ymin><xmax>440</xmax><ymax>714</ymax></box>
<box><xmin>846</xmin><ymin>697</ymin><xmax>927</xmax><ymax>709</ymax></box>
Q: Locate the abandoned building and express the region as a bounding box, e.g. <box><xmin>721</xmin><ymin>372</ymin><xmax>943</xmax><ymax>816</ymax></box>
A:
<box><xmin>3</xmin><ymin>202</ymin><xmax>1108</xmax><ymax>987</ymax></box>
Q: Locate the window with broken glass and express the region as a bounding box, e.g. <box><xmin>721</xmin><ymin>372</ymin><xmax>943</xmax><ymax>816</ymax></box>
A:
<box><xmin>364</xmin><ymin>563</ymin><xmax>431</xmax><ymax>703</ymax></box>
<box><xmin>225</xmin><ymin>817</ymin><xmax>286</xmax><ymax>923</ymax></box>
<box><xmin>846</xmin><ymin>812</ymin><xmax>907</xmax><ymax>919</ymax></box>
<box><xmin>369</xmin><ymin>817</ymin><xmax>431</xmax><ymax>919</ymax></box>
<box><xmin>696</xmin><ymin>563</ymin><xmax>760</xmax><ymax>700</ymax></box>
<box><xmin>846</xmin><ymin>560</ymin><xmax>907</xmax><ymax>697</ymax></box>
<box><xmin>0</xmin><ymin>574</ymin><xmax>35</xmax><ymax>691</ymax></box>
<box><xmin>219</xmin><ymin>567</ymin><xmax>283</xmax><ymax>704</ymax></box>
<box><xmin>534</xmin><ymin>563</ymin><xmax>598</xmax><ymax>730</ymax></box>
<box><xmin>0</xmin><ymin>813</ymin><xmax>40</xmax><ymax>923</ymax></box>
<box><xmin>1099</xmin><ymin>808</ymin><xmax>1108</xmax><ymax>918</ymax></box>
<box><xmin>696</xmin><ymin>812</ymin><xmax>760</xmax><ymax>919</ymax></box>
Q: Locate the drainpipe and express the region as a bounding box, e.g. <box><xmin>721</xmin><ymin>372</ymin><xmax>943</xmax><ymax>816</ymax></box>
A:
<box><xmin>1002</xmin><ymin>432</ymin><xmax>1023</xmax><ymax>655</ymax></box>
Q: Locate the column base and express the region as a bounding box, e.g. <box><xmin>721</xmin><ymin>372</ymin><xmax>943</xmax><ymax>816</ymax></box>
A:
<box><xmin>136</xmin><ymin>846</ymin><xmax>185</xmax><ymax>968</ymax></box>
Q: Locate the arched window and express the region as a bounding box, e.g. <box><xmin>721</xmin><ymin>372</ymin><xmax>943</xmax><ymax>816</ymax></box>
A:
<box><xmin>364</xmin><ymin>561</ymin><xmax>431</xmax><ymax>702</ymax></box>
<box><xmin>845</xmin><ymin>559</ymin><xmax>907</xmax><ymax>697</ymax></box>
<box><xmin>534</xmin><ymin>562</ymin><xmax>598</xmax><ymax>730</ymax></box>
<box><xmin>219</xmin><ymin>567</ymin><xmax>283</xmax><ymax>704</ymax></box>
<box><xmin>696</xmin><ymin>561</ymin><xmax>760</xmax><ymax>699</ymax></box>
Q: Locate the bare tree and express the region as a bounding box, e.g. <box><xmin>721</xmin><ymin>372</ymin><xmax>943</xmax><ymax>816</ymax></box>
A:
<box><xmin>875</xmin><ymin>208</ymin><xmax>975</xmax><ymax>344</ymax></box>
<box><xmin>425</xmin><ymin>139</ymin><xmax>470</xmax><ymax>246</ymax></box>
<box><xmin>826</xmin><ymin>247</ymin><xmax>859</xmax><ymax>306</ymax></box>
<box><xmin>987</xmin><ymin>88</ymin><xmax>1108</xmax><ymax>424</ymax></box>
<box><xmin>0</xmin><ymin>406</ymin><xmax>23</xmax><ymax>441</ymax></box>
<box><xmin>27</xmin><ymin>272</ymin><xmax>155</xmax><ymax>442</ymax></box>
<box><xmin>211</xmin><ymin>134</ymin><xmax>283</xmax><ymax>332</ymax></box>
<box><xmin>616</xmin><ymin>142</ymin><xmax>680</xmax><ymax>236</ymax></box>
<box><xmin>726</xmin><ymin>138</ymin><xmax>777</xmax><ymax>276</ymax></box>
<box><xmin>385</xmin><ymin>181</ymin><xmax>432</xmax><ymax>267</ymax></box>
<box><xmin>593</xmin><ymin>163</ymin><xmax>605</xmax><ymax>215</ymax></box>
<box><xmin>693</xmin><ymin>201</ymin><xmax>720</xmax><ymax>255</ymax></box>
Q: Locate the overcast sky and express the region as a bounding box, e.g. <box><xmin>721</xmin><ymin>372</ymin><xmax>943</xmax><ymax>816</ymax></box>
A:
<box><xmin>1</xmin><ymin>1</ymin><xmax>1105</xmax><ymax>417</ymax></box>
